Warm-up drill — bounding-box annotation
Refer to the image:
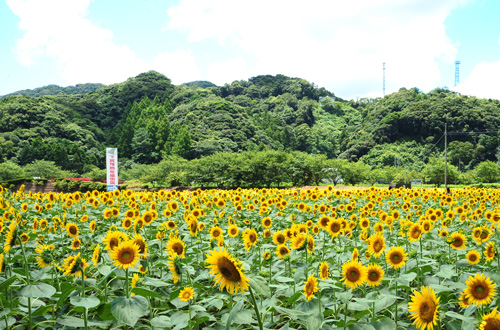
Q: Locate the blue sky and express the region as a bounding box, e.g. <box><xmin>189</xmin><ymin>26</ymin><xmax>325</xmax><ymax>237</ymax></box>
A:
<box><xmin>1</xmin><ymin>0</ymin><xmax>499</xmax><ymax>100</ymax></box>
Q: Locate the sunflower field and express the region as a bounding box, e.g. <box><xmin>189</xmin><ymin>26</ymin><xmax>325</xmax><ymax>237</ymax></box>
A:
<box><xmin>0</xmin><ymin>184</ymin><xmax>499</xmax><ymax>330</ymax></box>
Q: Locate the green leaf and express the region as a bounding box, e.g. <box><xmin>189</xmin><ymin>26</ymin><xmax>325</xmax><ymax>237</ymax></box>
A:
<box><xmin>142</xmin><ymin>277</ymin><xmax>169</xmax><ymax>287</ymax></box>
<box><xmin>57</xmin><ymin>287</ymin><xmax>78</xmax><ymax>309</ymax></box>
<box><xmin>348</xmin><ymin>323</ymin><xmax>376</xmax><ymax>330</ymax></box>
<box><xmin>70</xmin><ymin>295</ymin><xmax>101</xmax><ymax>309</ymax></box>
<box><xmin>306</xmin><ymin>313</ymin><xmax>324</xmax><ymax>330</ymax></box>
<box><xmin>233</xmin><ymin>309</ymin><xmax>254</xmax><ymax>325</ymax></box>
<box><xmin>371</xmin><ymin>317</ymin><xmax>396</xmax><ymax>330</ymax></box>
<box><xmin>436</xmin><ymin>265</ymin><xmax>455</xmax><ymax>279</ymax></box>
<box><xmin>396</xmin><ymin>272</ymin><xmax>417</xmax><ymax>285</ymax></box>
<box><xmin>0</xmin><ymin>316</ymin><xmax>16</xmax><ymax>330</ymax></box>
<box><xmin>276</xmin><ymin>276</ymin><xmax>294</xmax><ymax>283</ymax></box>
<box><xmin>273</xmin><ymin>305</ymin><xmax>309</xmax><ymax>320</ymax></box>
<box><xmin>444</xmin><ymin>311</ymin><xmax>476</xmax><ymax>324</ymax></box>
<box><xmin>20</xmin><ymin>283</ymin><xmax>56</xmax><ymax>298</ymax></box>
<box><xmin>56</xmin><ymin>316</ymin><xmax>112</xmax><ymax>329</ymax></box>
<box><xmin>225</xmin><ymin>300</ymin><xmax>244</xmax><ymax>330</ymax></box>
<box><xmin>151</xmin><ymin>316</ymin><xmax>171</xmax><ymax>329</ymax></box>
<box><xmin>339</xmin><ymin>291</ymin><xmax>353</xmax><ymax>304</ymax></box>
<box><xmin>294</xmin><ymin>267</ymin><xmax>305</xmax><ymax>284</ymax></box>
<box><xmin>131</xmin><ymin>287</ymin><xmax>162</xmax><ymax>299</ymax></box>
<box><xmin>110</xmin><ymin>296</ymin><xmax>149</xmax><ymax>327</ymax></box>
<box><xmin>0</xmin><ymin>276</ymin><xmax>19</xmax><ymax>292</ymax></box>
<box><xmin>249</xmin><ymin>276</ymin><xmax>271</xmax><ymax>297</ymax></box>
<box><xmin>170</xmin><ymin>311</ymin><xmax>190</xmax><ymax>330</ymax></box>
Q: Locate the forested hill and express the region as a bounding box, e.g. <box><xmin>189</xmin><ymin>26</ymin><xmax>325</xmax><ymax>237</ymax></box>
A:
<box><xmin>0</xmin><ymin>70</ymin><xmax>499</xmax><ymax>174</ymax></box>
<box><xmin>0</xmin><ymin>83</ymin><xmax>106</xmax><ymax>100</ymax></box>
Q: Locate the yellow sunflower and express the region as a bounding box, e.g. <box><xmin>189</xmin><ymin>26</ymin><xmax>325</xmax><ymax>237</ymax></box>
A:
<box><xmin>92</xmin><ymin>244</ymin><xmax>100</xmax><ymax>267</ymax></box>
<box><xmin>179</xmin><ymin>287</ymin><xmax>195</xmax><ymax>302</ymax></box>
<box><xmin>484</xmin><ymin>241</ymin><xmax>497</xmax><ymax>262</ymax></box>
<box><xmin>464</xmin><ymin>273</ymin><xmax>497</xmax><ymax>307</ymax></box>
<box><xmin>35</xmin><ymin>244</ymin><xmax>55</xmax><ymax>268</ymax></box>
<box><xmin>272</xmin><ymin>231</ymin><xmax>286</xmax><ymax>245</ymax></box>
<box><xmin>367</xmin><ymin>233</ymin><xmax>386</xmax><ymax>258</ymax></box>
<box><xmin>62</xmin><ymin>252</ymin><xmax>88</xmax><ymax>277</ymax></box>
<box><xmin>408</xmin><ymin>223</ymin><xmax>423</xmax><ymax>242</ymax></box>
<box><xmin>276</xmin><ymin>244</ymin><xmax>290</xmax><ymax>259</ymax></box>
<box><xmin>205</xmin><ymin>248</ymin><xmax>249</xmax><ymax>294</ymax></box>
<box><xmin>303</xmin><ymin>275</ymin><xmax>319</xmax><ymax>301</ymax></box>
<box><xmin>450</xmin><ymin>232</ymin><xmax>467</xmax><ymax>250</ymax></box>
<box><xmin>341</xmin><ymin>259</ymin><xmax>367</xmax><ymax>289</ymax></box>
<box><xmin>103</xmin><ymin>230</ymin><xmax>128</xmax><ymax>251</ymax></box>
<box><xmin>228</xmin><ymin>225</ymin><xmax>239</xmax><ymax>238</ymax></box>
<box><xmin>166</xmin><ymin>236</ymin><xmax>186</xmax><ymax>258</ymax></box>
<box><xmin>327</xmin><ymin>219</ymin><xmax>343</xmax><ymax>238</ymax></box>
<box><xmin>261</xmin><ymin>217</ymin><xmax>272</xmax><ymax>229</ymax></box>
<box><xmin>3</xmin><ymin>221</ymin><xmax>17</xmax><ymax>253</ymax></box>
<box><xmin>408</xmin><ymin>286</ymin><xmax>440</xmax><ymax>330</ymax></box>
<box><xmin>319</xmin><ymin>261</ymin><xmax>329</xmax><ymax>280</ymax></box>
<box><xmin>465</xmin><ymin>250</ymin><xmax>481</xmax><ymax>265</ymax></box>
<box><xmin>132</xmin><ymin>234</ymin><xmax>148</xmax><ymax>258</ymax></box>
<box><xmin>365</xmin><ymin>263</ymin><xmax>384</xmax><ymax>287</ymax></box>
<box><xmin>89</xmin><ymin>220</ymin><xmax>97</xmax><ymax>232</ymax></box>
<box><xmin>66</xmin><ymin>222</ymin><xmax>80</xmax><ymax>238</ymax></box>
<box><xmin>210</xmin><ymin>226</ymin><xmax>223</xmax><ymax>241</ymax></box>
<box><xmin>386</xmin><ymin>246</ymin><xmax>408</xmax><ymax>269</ymax></box>
<box><xmin>167</xmin><ymin>253</ymin><xmax>182</xmax><ymax>283</ymax></box>
<box><xmin>0</xmin><ymin>253</ymin><xmax>3</xmax><ymax>274</ymax></box>
<box><xmin>478</xmin><ymin>307</ymin><xmax>500</xmax><ymax>330</ymax></box>
<box><xmin>291</xmin><ymin>233</ymin><xmax>307</xmax><ymax>251</ymax></box>
<box><xmin>110</xmin><ymin>240</ymin><xmax>140</xmax><ymax>269</ymax></box>
<box><xmin>458</xmin><ymin>289</ymin><xmax>470</xmax><ymax>308</ymax></box>
<box><xmin>71</xmin><ymin>238</ymin><xmax>81</xmax><ymax>250</ymax></box>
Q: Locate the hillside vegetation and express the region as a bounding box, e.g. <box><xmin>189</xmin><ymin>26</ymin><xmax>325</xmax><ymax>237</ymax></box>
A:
<box><xmin>1</xmin><ymin>71</ymin><xmax>499</xmax><ymax>185</ymax></box>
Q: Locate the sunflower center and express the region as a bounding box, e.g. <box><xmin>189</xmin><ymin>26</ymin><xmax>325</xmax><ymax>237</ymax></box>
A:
<box><xmin>369</xmin><ymin>271</ymin><xmax>379</xmax><ymax>281</ymax></box>
<box><xmin>391</xmin><ymin>254</ymin><xmax>401</xmax><ymax>262</ymax></box>
<box><xmin>306</xmin><ymin>282</ymin><xmax>314</xmax><ymax>294</ymax></box>
<box><xmin>472</xmin><ymin>284</ymin><xmax>489</xmax><ymax>299</ymax></box>
<box><xmin>249</xmin><ymin>234</ymin><xmax>256</xmax><ymax>243</ymax></box>
<box><xmin>119</xmin><ymin>250</ymin><xmax>134</xmax><ymax>264</ymax></box>
<box><xmin>277</xmin><ymin>235</ymin><xmax>285</xmax><ymax>244</ymax></box>
<box><xmin>217</xmin><ymin>257</ymin><xmax>241</xmax><ymax>282</ymax></box>
<box><xmin>69</xmin><ymin>227</ymin><xmax>77</xmax><ymax>235</ymax></box>
<box><xmin>484</xmin><ymin>318</ymin><xmax>500</xmax><ymax>330</ymax></box>
<box><xmin>469</xmin><ymin>255</ymin><xmax>477</xmax><ymax>262</ymax></box>
<box><xmin>110</xmin><ymin>238</ymin><xmax>119</xmax><ymax>249</ymax></box>
<box><xmin>346</xmin><ymin>268</ymin><xmax>360</xmax><ymax>282</ymax></box>
<box><xmin>172</xmin><ymin>243</ymin><xmax>184</xmax><ymax>255</ymax></box>
<box><xmin>452</xmin><ymin>238</ymin><xmax>462</xmax><ymax>247</ymax></box>
<box><xmin>418</xmin><ymin>299</ymin><xmax>436</xmax><ymax>323</ymax></box>
<box><xmin>213</xmin><ymin>230</ymin><xmax>221</xmax><ymax>237</ymax></box>
<box><xmin>332</xmin><ymin>224</ymin><xmax>340</xmax><ymax>232</ymax></box>
<box><xmin>135</xmin><ymin>240</ymin><xmax>146</xmax><ymax>254</ymax></box>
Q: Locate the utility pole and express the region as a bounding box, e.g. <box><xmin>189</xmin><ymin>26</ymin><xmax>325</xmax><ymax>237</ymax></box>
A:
<box><xmin>444</xmin><ymin>123</ymin><xmax>448</xmax><ymax>189</ymax></box>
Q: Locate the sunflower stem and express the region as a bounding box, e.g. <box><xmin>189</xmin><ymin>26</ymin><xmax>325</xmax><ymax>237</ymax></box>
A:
<box><xmin>248</xmin><ymin>286</ymin><xmax>263</xmax><ymax>330</ymax></box>
<box><xmin>394</xmin><ymin>275</ymin><xmax>398</xmax><ymax>329</ymax></box>
<box><xmin>125</xmin><ymin>268</ymin><xmax>130</xmax><ymax>298</ymax></box>
<box><xmin>19</xmin><ymin>238</ymin><xmax>32</xmax><ymax>330</ymax></box>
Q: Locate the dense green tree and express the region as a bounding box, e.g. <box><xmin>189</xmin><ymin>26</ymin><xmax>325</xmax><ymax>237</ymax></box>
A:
<box><xmin>23</xmin><ymin>160</ymin><xmax>68</xmax><ymax>179</ymax></box>
<box><xmin>422</xmin><ymin>157</ymin><xmax>459</xmax><ymax>187</ymax></box>
<box><xmin>474</xmin><ymin>160</ymin><xmax>500</xmax><ymax>183</ymax></box>
<box><xmin>0</xmin><ymin>161</ymin><xmax>25</xmax><ymax>181</ymax></box>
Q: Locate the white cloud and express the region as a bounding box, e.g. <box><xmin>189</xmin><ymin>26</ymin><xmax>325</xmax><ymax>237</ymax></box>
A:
<box><xmin>153</xmin><ymin>49</ymin><xmax>201</xmax><ymax>84</ymax></box>
<box><xmin>7</xmin><ymin>0</ymin><xmax>147</xmax><ymax>85</ymax></box>
<box><xmin>458</xmin><ymin>59</ymin><xmax>500</xmax><ymax>100</ymax></box>
<box><xmin>166</xmin><ymin>0</ymin><xmax>471</xmax><ymax>99</ymax></box>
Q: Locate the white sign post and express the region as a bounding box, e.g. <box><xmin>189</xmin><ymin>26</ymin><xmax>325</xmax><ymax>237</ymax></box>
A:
<box><xmin>106</xmin><ymin>148</ymin><xmax>119</xmax><ymax>191</ymax></box>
